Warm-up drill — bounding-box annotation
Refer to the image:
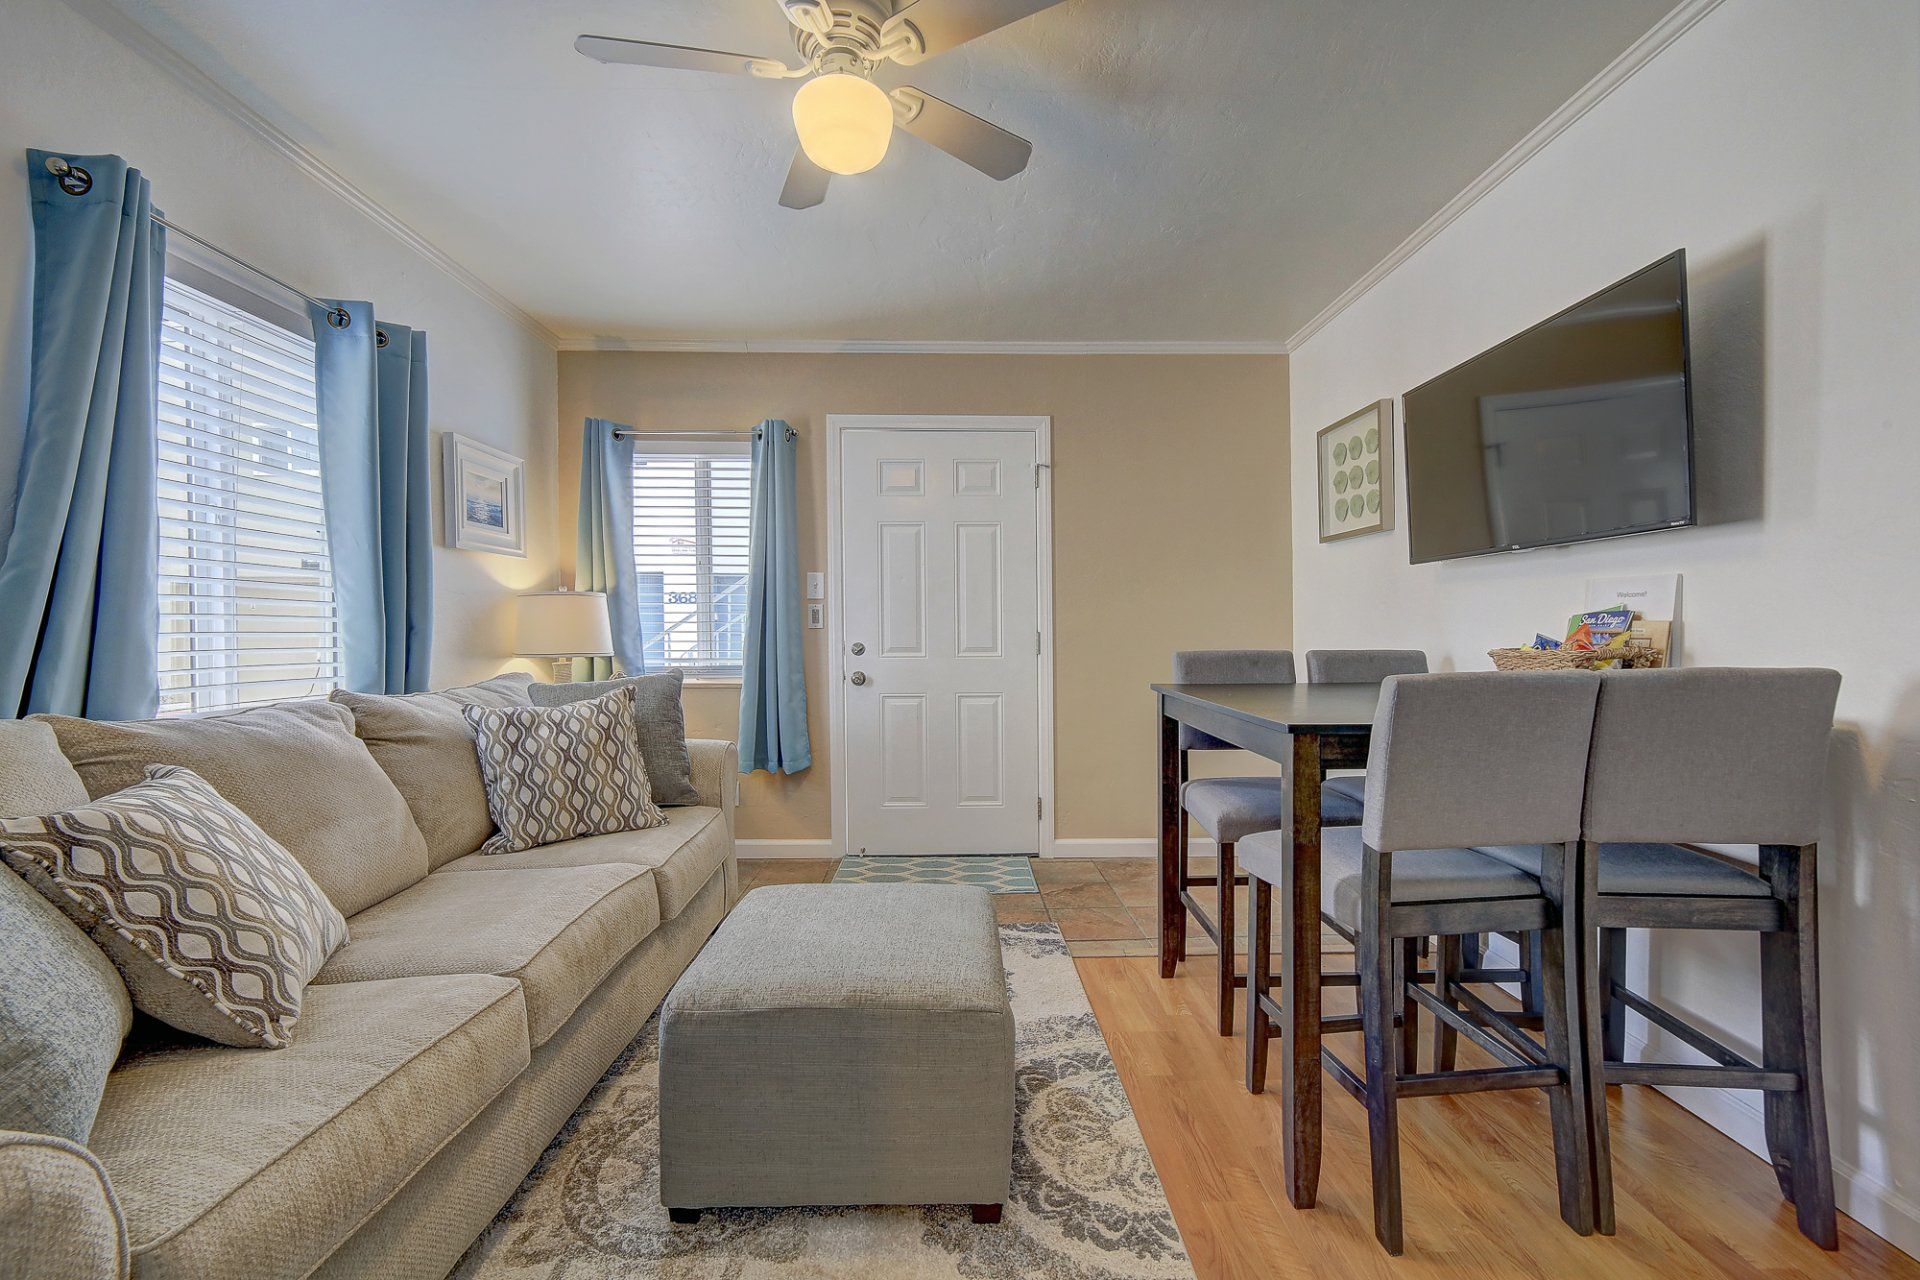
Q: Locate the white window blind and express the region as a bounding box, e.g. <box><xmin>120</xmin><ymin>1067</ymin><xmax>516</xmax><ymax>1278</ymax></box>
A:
<box><xmin>157</xmin><ymin>277</ymin><xmax>338</xmax><ymax>716</ymax></box>
<box><xmin>631</xmin><ymin>445</ymin><xmax>752</xmax><ymax>678</ymax></box>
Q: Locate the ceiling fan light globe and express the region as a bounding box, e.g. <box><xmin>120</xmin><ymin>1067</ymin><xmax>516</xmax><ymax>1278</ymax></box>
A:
<box><xmin>792</xmin><ymin>72</ymin><xmax>893</xmax><ymax>176</ymax></box>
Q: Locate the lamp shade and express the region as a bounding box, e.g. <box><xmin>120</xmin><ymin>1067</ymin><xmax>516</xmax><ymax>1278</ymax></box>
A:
<box><xmin>792</xmin><ymin>72</ymin><xmax>893</xmax><ymax>175</ymax></box>
<box><xmin>514</xmin><ymin>591</ymin><xmax>613</xmax><ymax>658</ymax></box>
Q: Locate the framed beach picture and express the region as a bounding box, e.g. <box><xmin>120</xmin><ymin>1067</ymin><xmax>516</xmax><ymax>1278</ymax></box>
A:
<box><xmin>1316</xmin><ymin>399</ymin><xmax>1394</xmax><ymax>543</ymax></box>
<box><xmin>443</xmin><ymin>433</ymin><xmax>526</xmax><ymax>556</ymax></box>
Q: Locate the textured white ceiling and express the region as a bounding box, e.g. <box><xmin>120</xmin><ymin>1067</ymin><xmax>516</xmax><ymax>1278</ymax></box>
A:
<box><xmin>98</xmin><ymin>0</ymin><xmax>1679</xmax><ymax>344</ymax></box>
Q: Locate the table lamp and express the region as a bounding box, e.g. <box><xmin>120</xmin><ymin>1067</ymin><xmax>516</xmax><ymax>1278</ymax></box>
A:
<box><xmin>514</xmin><ymin>589</ymin><xmax>613</xmax><ymax>683</ymax></box>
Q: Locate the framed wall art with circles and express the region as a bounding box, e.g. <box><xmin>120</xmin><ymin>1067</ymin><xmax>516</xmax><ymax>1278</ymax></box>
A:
<box><xmin>1315</xmin><ymin>398</ymin><xmax>1395</xmax><ymax>543</ymax></box>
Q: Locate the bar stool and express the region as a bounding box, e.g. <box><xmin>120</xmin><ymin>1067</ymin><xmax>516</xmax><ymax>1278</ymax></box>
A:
<box><xmin>1172</xmin><ymin>649</ymin><xmax>1295</xmax><ymax>1036</ymax></box>
<box><xmin>1239</xmin><ymin>672</ymin><xmax>1603</xmax><ymax>1255</ymax></box>
<box><xmin>1304</xmin><ymin>649</ymin><xmax>1428</xmax><ymax>825</ymax></box>
<box><xmin>1506</xmin><ymin>667</ymin><xmax>1840</xmax><ymax>1247</ymax></box>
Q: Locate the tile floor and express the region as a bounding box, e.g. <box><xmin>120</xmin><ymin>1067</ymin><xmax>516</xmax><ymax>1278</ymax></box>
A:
<box><xmin>738</xmin><ymin>855</ymin><xmax>1311</xmax><ymax>958</ymax></box>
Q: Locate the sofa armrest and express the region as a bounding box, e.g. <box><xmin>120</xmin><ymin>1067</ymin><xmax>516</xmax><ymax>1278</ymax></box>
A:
<box><xmin>0</xmin><ymin>1131</ymin><xmax>128</xmax><ymax>1280</ymax></box>
<box><xmin>686</xmin><ymin>739</ymin><xmax>740</xmax><ymax>907</ymax></box>
<box><xmin>687</xmin><ymin>739</ymin><xmax>739</xmax><ymax>833</ymax></box>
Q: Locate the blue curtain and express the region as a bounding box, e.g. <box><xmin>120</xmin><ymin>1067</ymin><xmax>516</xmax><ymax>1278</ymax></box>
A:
<box><xmin>738</xmin><ymin>419</ymin><xmax>810</xmax><ymax>774</ymax></box>
<box><xmin>309</xmin><ymin>300</ymin><xmax>433</xmax><ymax>693</ymax></box>
<box><xmin>0</xmin><ymin>151</ymin><xmax>162</xmax><ymax>720</ymax></box>
<box><xmin>577</xmin><ymin>418</ymin><xmax>641</xmax><ymax>680</ymax></box>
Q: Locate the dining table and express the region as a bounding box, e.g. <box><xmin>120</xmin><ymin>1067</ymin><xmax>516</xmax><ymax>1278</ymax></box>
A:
<box><xmin>1152</xmin><ymin>680</ymin><xmax>1383</xmax><ymax>1210</ymax></box>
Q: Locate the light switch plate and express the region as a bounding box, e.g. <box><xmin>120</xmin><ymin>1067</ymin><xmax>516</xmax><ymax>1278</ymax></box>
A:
<box><xmin>806</xmin><ymin>571</ymin><xmax>825</xmax><ymax>600</ymax></box>
<box><xmin>806</xmin><ymin>602</ymin><xmax>824</xmax><ymax>629</ymax></box>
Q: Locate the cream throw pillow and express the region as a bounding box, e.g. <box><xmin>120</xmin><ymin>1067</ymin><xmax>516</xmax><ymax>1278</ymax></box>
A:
<box><xmin>465</xmin><ymin>686</ymin><xmax>665</xmax><ymax>855</ymax></box>
<box><xmin>0</xmin><ymin>766</ymin><xmax>348</xmax><ymax>1049</ymax></box>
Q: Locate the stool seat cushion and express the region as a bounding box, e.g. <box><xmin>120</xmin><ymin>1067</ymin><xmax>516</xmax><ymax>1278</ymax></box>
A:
<box><xmin>1479</xmin><ymin>842</ymin><xmax>1773</xmax><ymax>898</ymax></box>
<box><xmin>1182</xmin><ymin>777</ymin><xmax>1360</xmax><ymax>842</ymax></box>
<box><xmin>1321</xmin><ymin>775</ymin><xmax>1366</xmax><ymax>825</ymax></box>
<box><xmin>1240</xmin><ymin>826</ymin><xmax>1542</xmax><ymax>931</ymax></box>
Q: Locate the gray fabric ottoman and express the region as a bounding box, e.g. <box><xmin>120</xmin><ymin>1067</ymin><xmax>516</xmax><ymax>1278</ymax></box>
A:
<box><xmin>659</xmin><ymin>883</ymin><xmax>1015</xmax><ymax>1222</ymax></box>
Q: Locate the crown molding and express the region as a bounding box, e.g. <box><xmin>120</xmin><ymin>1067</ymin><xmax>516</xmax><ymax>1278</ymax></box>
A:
<box><xmin>554</xmin><ymin>337</ymin><xmax>1289</xmax><ymax>355</ymax></box>
<box><xmin>1285</xmin><ymin>0</ymin><xmax>1729</xmax><ymax>353</ymax></box>
<box><xmin>68</xmin><ymin>0</ymin><xmax>561</xmax><ymax>349</ymax></box>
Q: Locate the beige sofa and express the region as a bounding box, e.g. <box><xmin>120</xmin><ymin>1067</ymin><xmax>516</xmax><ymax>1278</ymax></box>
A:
<box><xmin>0</xmin><ymin>688</ymin><xmax>739</xmax><ymax>1280</ymax></box>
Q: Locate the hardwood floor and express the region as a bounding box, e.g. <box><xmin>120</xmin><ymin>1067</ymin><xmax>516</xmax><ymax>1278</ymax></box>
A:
<box><xmin>1077</xmin><ymin>952</ymin><xmax>1912</xmax><ymax>1279</ymax></box>
<box><xmin>738</xmin><ymin>858</ymin><xmax>1912</xmax><ymax>1277</ymax></box>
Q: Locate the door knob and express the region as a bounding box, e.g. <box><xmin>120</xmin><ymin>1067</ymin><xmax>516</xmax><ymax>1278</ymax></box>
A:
<box><xmin>850</xmin><ymin>671</ymin><xmax>867</xmax><ymax>686</ymax></box>
<box><xmin>850</xmin><ymin>642</ymin><xmax>866</xmax><ymax>656</ymax></box>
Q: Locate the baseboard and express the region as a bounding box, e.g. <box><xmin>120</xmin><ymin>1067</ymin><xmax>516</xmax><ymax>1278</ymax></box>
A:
<box><xmin>741</xmin><ymin>837</ymin><xmax>1194</xmax><ymax>861</ymax></box>
<box><xmin>1049</xmin><ymin>837</ymin><xmax>1213</xmax><ymax>859</ymax></box>
<box><xmin>1478</xmin><ymin>938</ymin><xmax>1918</xmax><ymax>1257</ymax></box>
<box><xmin>735</xmin><ymin>839</ymin><xmax>837</xmax><ymax>859</ymax></box>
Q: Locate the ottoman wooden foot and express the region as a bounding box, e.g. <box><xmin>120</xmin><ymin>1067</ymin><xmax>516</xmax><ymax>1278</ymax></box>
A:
<box><xmin>667</xmin><ymin>1208</ymin><xmax>702</xmax><ymax>1225</ymax></box>
<box><xmin>971</xmin><ymin>1204</ymin><xmax>1003</xmax><ymax>1225</ymax></box>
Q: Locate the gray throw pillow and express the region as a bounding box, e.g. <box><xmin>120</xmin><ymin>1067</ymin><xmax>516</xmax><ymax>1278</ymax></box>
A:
<box><xmin>466</xmin><ymin>687</ymin><xmax>666</xmax><ymax>855</ymax></box>
<box><xmin>332</xmin><ymin>673</ymin><xmax>536</xmax><ymax>868</ymax></box>
<box><xmin>529</xmin><ymin>670</ymin><xmax>700</xmax><ymax>806</ymax></box>
<box><xmin>0</xmin><ymin>765</ymin><xmax>349</xmax><ymax>1050</ymax></box>
<box><xmin>0</xmin><ymin>868</ymin><xmax>132</xmax><ymax>1143</ymax></box>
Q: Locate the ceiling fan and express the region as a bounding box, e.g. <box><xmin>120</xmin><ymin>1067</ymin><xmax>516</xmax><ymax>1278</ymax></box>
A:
<box><xmin>575</xmin><ymin>0</ymin><xmax>1071</xmax><ymax>209</ymax></box>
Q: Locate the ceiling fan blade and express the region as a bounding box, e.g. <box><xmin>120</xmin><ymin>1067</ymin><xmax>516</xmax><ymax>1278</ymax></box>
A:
<box><xmin>881</xmin><ymin>0</ymin><xmax>1069</xmax><ymax>65</ymax></box>
<box><xmin>892</xmin><ymin>89</ymin><xmax>1032</xmax><ymax>180</ymax></box>
<box><xmin>779</xmin><ymin>148</ymin><xmax>831</xmax><ymax>209</ymax></box>
<box><xmin>574</xmin><ymin>34</ymin><xmax>792</xmax><ymax>78</ymax></box>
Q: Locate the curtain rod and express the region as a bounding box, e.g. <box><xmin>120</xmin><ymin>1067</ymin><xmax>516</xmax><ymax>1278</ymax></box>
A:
<box><xmin>611</xmin><ymin>426</ymin><xmax>796</xmax><ymax>442</ymax></box>
<box><xmin>42</xmin><ymin>156</ymin><xmax>349</xmax><ymax>329</ymax></box>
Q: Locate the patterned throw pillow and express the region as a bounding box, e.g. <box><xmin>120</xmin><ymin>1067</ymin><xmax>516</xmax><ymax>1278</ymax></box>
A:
<box><xmin>0</xmin><ymin>766</ymin><xmax>348</xmax><ymax>1050</ymax></box>
<box><xmin>465</xmin><ymin>686</ymin><xmax>665</xmax><ymax>856</ymax></box>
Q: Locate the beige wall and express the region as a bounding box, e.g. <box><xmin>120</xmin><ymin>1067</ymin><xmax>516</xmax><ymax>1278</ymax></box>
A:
<box><xmin>558</xmin><ymin>352</ymin><xmax>1291</xmax><ymax>843</ymax></box>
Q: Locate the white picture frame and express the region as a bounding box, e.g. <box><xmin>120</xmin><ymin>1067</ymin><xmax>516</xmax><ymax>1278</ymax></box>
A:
<box><xmin>1316</xmin><ymin>399</ymin><xmax>1394</xmax><ymax>542</ymax></box>
<box><xmin>442</xmin><ymin>433</ymin><xmax>526</xmax><ymax>557</ymax></box>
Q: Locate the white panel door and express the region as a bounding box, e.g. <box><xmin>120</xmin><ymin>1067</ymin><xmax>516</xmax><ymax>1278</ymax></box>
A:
<box><xmin>839</xmin><ymin>426</ymin><xmax>1041</xmax><ymax>854</ymax></box>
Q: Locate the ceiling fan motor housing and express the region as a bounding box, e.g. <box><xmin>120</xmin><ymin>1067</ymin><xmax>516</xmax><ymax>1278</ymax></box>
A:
<box><xmin>787</xmin><ymin>0</ymin><xmax>905</xmax><ymax>72</ymax></box>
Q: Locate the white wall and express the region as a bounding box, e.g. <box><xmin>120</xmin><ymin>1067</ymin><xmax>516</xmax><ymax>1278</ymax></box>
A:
<box><xmin>1288</xmin><ymin>0</ymin><xmax>1920</xmax><ymax>1250</ymax></box>
<box><xmin>0</xmin><ymin>0</ymin><xmax>561</xmax><ymax>687</ymax></box>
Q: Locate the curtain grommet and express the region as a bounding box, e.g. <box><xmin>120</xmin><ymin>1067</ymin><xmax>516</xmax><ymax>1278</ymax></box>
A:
<box><xmin>45</xmin><ymin>157</ymin><xmax>93</xmax><ymax>196</ymax></box>
<box><xmin>375</xmin><ymin>328</ymin><xmax>390</xmax><ymax>349</ymax></box>
<box><xmin>325</xmin><ymin>307</ymin><xmax>352</xmax><ymax>330</ymax></box>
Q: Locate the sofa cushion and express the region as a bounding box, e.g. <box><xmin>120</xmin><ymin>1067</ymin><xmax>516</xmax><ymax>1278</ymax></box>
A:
<box><xmin>440</xmin><ymin>805</ymin><xmax>729</xmax><ymax>922</ymax></box>
<box><xmin>0</xmin><ymin>717</ymin><xmax>92</xmax><ymax>817</ymax></box>
<box><xmin>466</xmin><ymin>687</ymin><xmax>664</xmax><ymax>856</ymax></box>
<box><xmin>313</xmin><ymin>865</ymin><xmax>660</xmax><ymax>1046</ymax></box>
<box><xmin>331</xmin><ymin>673</ymin><xmax>536</xmax><ymax>870</ymax></box>
<box><xmin>88</xmin><ymin>973</ymin><xmax>526</xmax><ymax>1280</ymax></box>
<box><xmin>38</xmin><ymin>700</ymin><xmax>429</xmax><ymax>917</ymax></box>
<box><xmin>0</xmin><ymin>766</ymin><xmax>347</xmax><ymax>1049</ymax></box>
<box><xmin>530</xmin><ymin>670</ymin><xmax>700</xmax><ymax>806</ymax></box>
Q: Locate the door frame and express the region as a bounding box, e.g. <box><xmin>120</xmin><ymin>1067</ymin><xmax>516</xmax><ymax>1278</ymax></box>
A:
<box><xmin>825</xmin><ymin>414</ymin><xmax>1055</xmax><ymax>858</ymax></box>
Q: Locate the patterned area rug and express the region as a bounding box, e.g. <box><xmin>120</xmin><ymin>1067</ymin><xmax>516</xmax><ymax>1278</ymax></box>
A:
<box><xmin>832</xmin><ymin>854</ymin><xmax>1039</xmax><ymax>894</ymax></box>
<box><xmin>453</xmin><ymin>922</ymin><xmax>1192</xmax><ymax>1279</ymax></box>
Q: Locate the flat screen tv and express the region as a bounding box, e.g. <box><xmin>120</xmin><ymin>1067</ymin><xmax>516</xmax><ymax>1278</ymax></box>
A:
<box><xmin>1402</xmin><ymin>251</ymin><xmax>1695</xmax><ymax>564</ymax></box>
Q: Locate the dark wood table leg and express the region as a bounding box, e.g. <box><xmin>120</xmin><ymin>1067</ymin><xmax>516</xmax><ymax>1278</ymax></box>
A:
<box><xmin>1158</xmin><ymin>700</ymin><xmax>1184</xmax><ymax>979</ymax></box>
<box><xmin>1281</xmin><ymin>731</ymin><xmax>1325</xmax><ymax>1209</ymax></box>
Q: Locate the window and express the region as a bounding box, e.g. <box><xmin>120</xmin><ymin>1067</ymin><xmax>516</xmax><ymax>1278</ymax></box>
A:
<box><xmin>157</xmin><ymin>277</ymin><xmax>338</xmax><ymax>716</ymax></box>
<box><xmin>631</xmin><ymin>443</ymin><xmax>752</xmax><ymax>679</ymax></box>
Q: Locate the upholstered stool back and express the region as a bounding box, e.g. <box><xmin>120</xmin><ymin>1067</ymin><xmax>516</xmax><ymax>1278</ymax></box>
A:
<box><xmin>1582</xmin><ymin>667</ymin><xmax>1840</xmax><ymax>846</ymax></box>
<box><xmin>1305</xmin><ymin>649</ymin><xmax>1428</xmax><ymax>684</ymax></box>
<box><xmin>1171</xmin><ymin>650</ymin><xmax>1295</xmax><ymax>752</ymax></box>
<box><xmin>1362</xmin><ymin>672</ymin><xmax>1599</xmax><ymax>853</ymax></box>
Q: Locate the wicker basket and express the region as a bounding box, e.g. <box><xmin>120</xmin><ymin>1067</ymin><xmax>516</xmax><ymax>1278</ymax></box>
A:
<box><xmin>1489</xmin><ymin>646</ymin><xmax>1667</xmax><ymax>672</ymax></box>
